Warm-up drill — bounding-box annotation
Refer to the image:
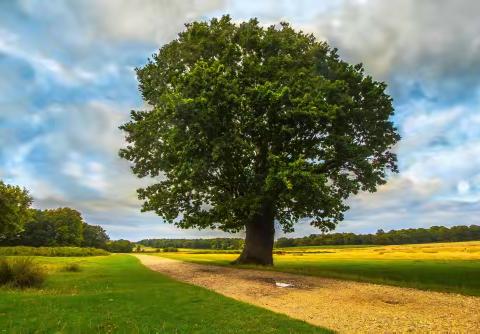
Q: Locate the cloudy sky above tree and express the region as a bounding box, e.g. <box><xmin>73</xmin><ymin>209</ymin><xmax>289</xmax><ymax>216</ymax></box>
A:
<box><xmin>1</xmin><ymin>0</ymin><xmax>479</xmax><ymax>240</ymax></box>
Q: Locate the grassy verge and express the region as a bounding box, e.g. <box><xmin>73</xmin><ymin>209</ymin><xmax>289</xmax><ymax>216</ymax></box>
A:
<box><xmin>0</xmin><ymin>246</ymin><xmax>109</xmax><ymax>257</ymax></box>
<box><xmin>156</xmin><ymin>241</ymin><xmax>480</xmax><ymax>296</ymax></box>
<box><xmin>0</xmin><ymin>255</ymin><xmax>330</xmax><ymax>334</ymax></box>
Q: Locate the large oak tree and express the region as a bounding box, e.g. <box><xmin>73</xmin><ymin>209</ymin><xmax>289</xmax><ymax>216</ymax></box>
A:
<box><xmin>120</xmin><ymin>16</ymin><xmax>400</xmax><ymax>265</ymax></box>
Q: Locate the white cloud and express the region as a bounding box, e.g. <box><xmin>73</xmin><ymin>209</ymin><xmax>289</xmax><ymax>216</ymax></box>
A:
<box><xmin>311</xmin><ymin>0</ymin><xmax>480</xmax><ymax>99</ymax></box>
<box><xmin>0</xmin><ymin>29</ymin><xmax>97</xmax><ymax>86</ymax></box>
<box><xmin>2</xmin><ymin>100</ymin><xmax>145</xmax><ymax>210</ymax></box>
<box><xmin>68</xmin><ymin>0</ymin><xmax>224</xmax><ymax>45</ymax></box>
<box><xmin>21</xmin><ymin>0</ymin><xmax>223</xmax><ymax>48</ymax></box>
<box><xmin>62</xmin><ymin>154</ymin><xmax>108</xmax><ymax>193</ymax></box>
<box><xmin>4</xmin><ymin>0</ymin><xmax>480</xmax><ymax>239</ymax></box>
<box><xmin>457</xmin><ymin>181</ymin><xmax>470</xmax><ymax>195</ymax></box>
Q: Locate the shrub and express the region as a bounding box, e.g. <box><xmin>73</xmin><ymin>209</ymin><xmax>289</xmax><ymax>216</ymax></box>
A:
<box><xmin>163</xmin><ymin>247</ymin><xmax>178</xmax><ymax>252</ymax></box>
<box><xmin>0</xmin><ymin>258</ymin><xmax>13</xmax><ymax>285</ymax></box>
<box><xmin>63</xmin><ymin>263</ymin><xmax>81</xmax><ymax>272</ymax></box>
<box><xmin>0</xmin><ymin>246</ymin><xmax>109</xmax><ymax>257</ymax></box>
<box><xmin>105</xmin><ymin>240</ymin><xmax>134</xmax><ymax>253</ymax></box>
<box><xmin>0</xmin><ymin>257</ymin><xmax>45</xmax><ymax>288</ymax></box>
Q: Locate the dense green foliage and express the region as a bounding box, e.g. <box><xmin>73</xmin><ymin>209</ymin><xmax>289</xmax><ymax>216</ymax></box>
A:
<box><xmin>138</xmin><ymin>225</ymin><xmax>480</xmax><ymax>251</ymax></box>
<box><xmin>2</xmin><ymin>208</ymin><xmax>110</xmax><ymax>249</ymax></box>
<box><xmin>139</xmin><ymin>238</ymin><xmax>244</xmax><ymax>250</ymax></box>
<box><xmin>22</xmin><ymin>208</ymin><xmax>84</xmax><ymax>246</ymax></box>
<box><xmin>120</xmin><ymin>15</ymin><xmax>399</xmax><ymax>264</ymax></box>
<box><xmin>0</xmin><ymin>255</ymin><xmax>330</xmax><ymax>333</ymax></box>
<box><xmin>82</xmin><ymin>223</ymin><xmax>110</xmax><ymax>249</ymax></box>
<box><xmin>0</xmin><ymin>246</ymin><xmax>109</xmax><ymax>257</ymax></box>
<box><xmin>0</xmin><ymin>180</ymin><xmax>111</xmax><ymax>250</ymax></box>
<box><xmin>276</xmin><ymin>225</ymin><xmax>480</xmax><ymax>247</ymax></box>
<box><xmin>0</xmin><ymin>257</ymin><xmax>45</xmax><ymax>288</ymax></box>
<box><xmin>0</xmin><ymin>181</ymin><xmax>32</xmax><ymax>241</ymax></box>
<box><xmin>105</xmin><ymin>239</ymin><xmax>134</xmax><ymax>253</ymax></box>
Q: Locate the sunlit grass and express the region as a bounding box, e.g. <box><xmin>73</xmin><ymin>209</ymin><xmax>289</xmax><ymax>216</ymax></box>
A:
<box><xmin>0</xmin><ymin>255</ymin><xmax>329</xmax><ymax>333</ymax></box>
<box><xmin>155</xmin><ymin>241</ymin><xmax>480</xmax><ymax>296</ymax></box>
<box><xmin>0</xmin><ymin>246</ymin><xmax>109</xmax><ymax>257</ymax></box>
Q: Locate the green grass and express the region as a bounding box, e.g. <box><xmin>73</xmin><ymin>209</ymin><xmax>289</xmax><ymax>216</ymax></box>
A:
<box><xmin>251</xmin><ymin>259</ymin><xmax>480</xmax><ymax>296</ymax></box>
<box><xmin>0</xmin><ymin>255</ymin><xmax>330</xmax><ymax>334</ymax></box>
<box><xmin>0</xmin><ymin>246</ymin><xmax>109</xmax><ymax>257</ymax></box>
<box><xmin>156</xmin><ymin>249</ymin><xmax>480</xmax><ymax>296</ymax></box>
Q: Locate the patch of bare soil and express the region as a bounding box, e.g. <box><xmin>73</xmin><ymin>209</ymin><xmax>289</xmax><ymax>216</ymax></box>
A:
<box><xmin>134</xmin><ymin>254</ymin><xmax>480</xmax><ymax>333</ymax></box>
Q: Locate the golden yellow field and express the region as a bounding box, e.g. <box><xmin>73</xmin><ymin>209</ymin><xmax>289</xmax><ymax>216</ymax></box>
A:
<box><xmin>154</xmin><ymin>241</ymin><xmax>480</xmax><ymax>296</ymax></box>
<box><xmin>155</xmin><ymin>240</ymin><xmax>480</xmax><ymax>261</ymax></box>
<box><xmin>276</xmin><ymin>241</ymin><xmax>480</xmax><ymax>260</ymax></box>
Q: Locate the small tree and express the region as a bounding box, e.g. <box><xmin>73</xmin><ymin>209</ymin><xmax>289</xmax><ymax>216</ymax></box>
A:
<box><xmin>82</xmin><ymin>224</ymin><xmax>110</xmax><ymax>249</ymax></box>
<box><xmin>21</xmin><ymin>210</ymin><xmax>57</xmax><ymax>247</ymax></box>
<box><xmin>120</xmin><ymin>16</ymin><xmax>400</xmax><ymax>265</ymax></box>
<box><xmin>44</xmin><ymin>208</ymin><xmax>84</xmax><ymax>246</ymax></box>
<box><xmin>0</xmin><ymin>181</ymin><xmax>32</xmax><ymax>242</ymax></box>
<box><xmin>106</xmin><ymin>240</ymin><xmax>134</xmax><ymax>253</ymax></box>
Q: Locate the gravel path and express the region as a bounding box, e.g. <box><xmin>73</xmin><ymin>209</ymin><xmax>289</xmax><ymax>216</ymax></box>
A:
<box><xmin>134</xmin><ymin>254</ymin><xmax>480</xmax><ymax>334</ymax></box>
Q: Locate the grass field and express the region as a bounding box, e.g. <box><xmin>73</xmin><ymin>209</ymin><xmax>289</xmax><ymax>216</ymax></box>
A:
<box><xmin>0</xmin><ymin>255</ymin><xmax>330</xmax><ymax>334</ymax></box>
<box><xmin>0</xmin><ymin>246</ymin><xmax>109</xmax><ymax>257</ymax></box>
<box><xmin>155</xmin><ymin>241</ymin><xmax>480</xmax><ymax>296</ymax></box>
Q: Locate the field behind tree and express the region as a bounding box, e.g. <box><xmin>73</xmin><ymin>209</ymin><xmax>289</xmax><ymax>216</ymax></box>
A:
<box><xmin>155</xmin><ymin>241</ymin><xmax>480</xmax><ymax>296</ymax></box>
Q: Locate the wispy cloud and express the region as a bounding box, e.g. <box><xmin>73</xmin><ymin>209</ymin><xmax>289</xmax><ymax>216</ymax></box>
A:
<box><xmin>1</xmin><ymin>0</ymin><xmax>479</xmax><ymax>239</ymax></box>
<box><xmin>311</xmin><ymin>0</ymin><xmax>480</xmax><ymax>101</ymax></box>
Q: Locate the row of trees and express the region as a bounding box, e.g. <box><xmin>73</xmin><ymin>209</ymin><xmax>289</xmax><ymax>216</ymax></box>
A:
<box><xmin>0</xmin><ymin>181</ymin><xmax>32</xmax><ymax>242</ymax></box>
<box><xmin>2</xmin><ymin>207</ymin><xmax>110</xmax><ymax>249</ymax></box>
<box><xmin>138</xmin><ymin>238</ymin><xmax>244</xmax><ymax>250</ymax></box>
<box><xmin>275</xmin><ymin>225</ymin><xmax>480</xmax><ymax>247</ymax></box>
<box><xmin>0</xmin><ymin>180</ymin><xmax>117</xmax><ymax>250</ymax></box>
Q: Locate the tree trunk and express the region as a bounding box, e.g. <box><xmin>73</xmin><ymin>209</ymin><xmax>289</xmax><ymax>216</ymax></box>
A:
<box><xmin>233</xmin><ymin>204</ymin><xmax>275</xmax><ymax>266</ymax></box>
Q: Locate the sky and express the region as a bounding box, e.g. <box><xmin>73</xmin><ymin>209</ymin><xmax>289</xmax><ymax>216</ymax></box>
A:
<box><xmin>1</xmin><ymin>0</ymin><xmax>480</xmax><ymax>240</ymax></box>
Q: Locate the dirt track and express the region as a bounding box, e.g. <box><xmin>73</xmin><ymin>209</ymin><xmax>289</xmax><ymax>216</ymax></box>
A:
<box><xmin>134</xmin><ymin>254</ymin><xmax>480</xmax><ymax>334</ymax></box>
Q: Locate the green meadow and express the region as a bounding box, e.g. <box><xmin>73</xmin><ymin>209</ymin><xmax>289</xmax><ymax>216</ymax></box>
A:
<box><xmin>156</xmin><ymin>241</ymin><xmax>480</xmax><ymax>296</ymax></box>
<box><xmin>0</xmin><ymin>255</ymin><xmax>330</xmax><ymax>334</ymax></box>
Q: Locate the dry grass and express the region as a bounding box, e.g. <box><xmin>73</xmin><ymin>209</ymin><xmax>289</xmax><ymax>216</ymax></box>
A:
<box><xmin>159</xmin><ymin>241</ymin><xmax>480</xmax><ymax>263</ymax></box>
<box><xmin>155</xmin><ymin>240</ymin><xmax>480</xmax><ymax>296</ymax></box>
<box><xmin>0</xmin><ymin>257</ymin><xmax>46</xmax><ymax>288</ymax></box>
<box><xmin>275</xmin><ymin>241</ymin><xmax>480</xmax><ymax>260</ymax></box>
<box><xmin>62</xmin><ymin>263</ymin><xmax>81</xmax><ymax>272</ymax></box>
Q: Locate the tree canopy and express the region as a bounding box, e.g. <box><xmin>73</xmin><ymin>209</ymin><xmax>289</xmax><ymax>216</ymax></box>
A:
<box><xmin>0</xmin><ymin>181</ymin><xmax>32</xmax><ymax>241</ymax></box>
<box><xmin>82</xmin><ymin>223</ymin><xmax>110</xmax><ymax>249</ymax></box>
<box><xmin>18</xmin><ymin>208</ymin><xmax>110</xmax><ymax>248</ymax></box>
<box><xmin>0</xmin><ymin>180</ymin><xmax>110</xmax><ymax>249</ymax></box>
<box><xmin>120</xmin><ymin>16</ymin><xmax>400</xmax><ymax>264</ymax></box>
<box><xmin>105</xmin><ymin>239</ymin><xmax>134</xmax><ymax>253</ymax></box>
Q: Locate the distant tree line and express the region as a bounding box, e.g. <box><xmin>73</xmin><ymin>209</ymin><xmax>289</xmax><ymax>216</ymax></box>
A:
<box><xmin>139</xmin><ymin>225</ymin><xmax>480</xmax><ymax>250</ymax></box>
<box><xmin>1</xmin><ymin>207</ymin><xmax>110</xmax><ymax>249</ymax></box>
<box><xmin>275</xmin><ymin>225</ymin><xmax>480</xmax><ymax>247</ymax></box>
<box><xmin>0</xmin><ymin>180</ymin><xmax>133</xmax><ymax>252</ymax></box>
<box><xmin>138</xmin><ymin>238</ymin><xmax>244</xmax><ymax>250</ymax></box>
<box><xmin>106</xmin><ymin>239</ymin><xmax>134</xmax><ymax>253</ymax></box>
